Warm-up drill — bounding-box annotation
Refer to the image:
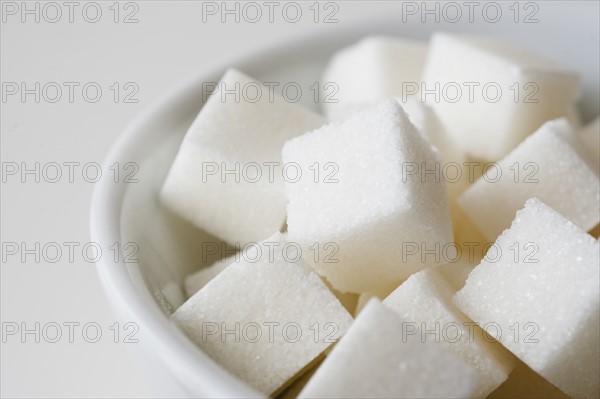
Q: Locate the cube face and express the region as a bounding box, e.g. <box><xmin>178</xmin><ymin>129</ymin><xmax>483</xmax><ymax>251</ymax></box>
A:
<box><xmin>383</xmin><ymin>268</ymin><xmax>514</xmax><ymax>398</ymax></box>
<box><xmin>422</xmin><ymin>33</ymin><xmax>579</xmax><ymax>161</ymax></box>
<box><xmin>171</xmin><ymin>233</ymin><xmax>353</xmax><ymax>395</ymax></box>
<box><xmin>459</xmin><ymin>119</ymin><xmax>600</xmax><ymax>242</ymax></box>
<box><xmin>454</xmin><ymin>199</ymin><xmax>600</xmax><ymax>398</ymax></box>
<box><xmin>299</xmin><ymin>299</ymin><xmax>479</xmax><ymax>399</ymax></box>
<box><xmin>285</xmin><ymin>100</ymin><xmax>413</xmax><ymax>237</ymax></box>
<box><xmin>322</xmin><ymin>36</ymin><xmax>427</xmax><ymax>121</ymax></box>
<box><xmin>161</xmin><ymin>68</ymin><xmax>325</xmax><ymax>245</ymax></box>
<box><xmin>283</xmin><ymin>100</ymin><xmax>453</xmax><ymax>293</ymax></box>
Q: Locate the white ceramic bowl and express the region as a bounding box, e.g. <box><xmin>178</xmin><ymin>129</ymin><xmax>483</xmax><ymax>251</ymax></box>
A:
<box><xmin>91</xmin><ymin>10</ymin><xmax>599</xmax><ymax>398</ymax></box>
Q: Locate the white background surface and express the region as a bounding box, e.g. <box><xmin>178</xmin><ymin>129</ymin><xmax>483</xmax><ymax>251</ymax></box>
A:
<box><xmin>1</xmin><ymin>1</ymin><xmax>599</xmax><ymax>398</ymax></box>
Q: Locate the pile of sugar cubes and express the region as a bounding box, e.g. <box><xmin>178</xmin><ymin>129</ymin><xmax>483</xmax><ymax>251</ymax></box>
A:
<box><xmin>161</xmin><ymin>33</ymin><xmax>599</xmax><ymax>398</ymax></box>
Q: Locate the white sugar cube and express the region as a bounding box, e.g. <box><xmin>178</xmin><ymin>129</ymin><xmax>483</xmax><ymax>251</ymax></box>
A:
<box><xmin>422</xmin><ymin>33</ymin><xmax>580</xmax><ymax>161</ymax></box>
<box><xmin>454</xmin><ymin>198</ymin><xmax>600</xmax><ymax>399</ymax></box>
<box><xmin>283</xmin><ymin>100</ymin><xmax>453</xmax><ymax>293</ymax></box>
<box><xmin>580</xmin><ymin>117</ymin><xmax>600</xmax><ymax>171</ymax></box>
<box><xmin>322</xmin><ymin>36</ymin><xmax>427</xmax><ymax>121</ymax></box>
<box><xmin>384</xmin><ymin>268</ymin><xmax>515</xmax><ymax>397</ymax></box>
<box><xmin>459</xmin><ymin>118</ymin><xmax>600</xmax><ymax>242</ymax></box>
<box><xmin>184</xmin><ymin>255</ymin><xmax>235</xmax><ymax>298</ymax></box>
<box><xmin>299</xmin><ymin>299</ymin><xmax>479</xmax><ymax>398</ymax></box>
<box><xmin>171</xmin><ymin>233</ymin><xmax>353</xmax><ymax>395</ymax></box>
<box><xmin>161</xmin><ymin>68</ymin><xmax>325</xmax><ymax>245</ymax></box>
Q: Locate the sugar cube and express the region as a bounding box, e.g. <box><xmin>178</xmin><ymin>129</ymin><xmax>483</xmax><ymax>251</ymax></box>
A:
<box><xmin>454</xmin><ymin>198</ymin><xmax>600</xmax><ymax>398</ymax></box>
<box><xmin>384</xmin><ymin>268</ymin><xmax>515</xmax><ymax>397</ymax></box>
<box><xmin>422</xmin><ymin>33</ymin><xmax>580</xmax><ymax>161</ymax></box>
<box><xmin>161</xmin><ymin>68</ymin><xmax>325</xmax><ymax>245</ymax></box>
<box><xmin>459</xmin><ymin>118</ymin><xmax>600</xmax><ymax>242</ymax></box>
<box><xmin>299</xmin><ymin>299</ymin><xmax>479</xmax><ymax>398</ymax></box>
<box><xmin>283</xmin><ymin>99</ymin><xmax>453</xmax><ymax>293</ymax></box>
<box><xmin>171</xmin><ymin>232</ymin><xmax>353</xmax><ymax>395</ymax></box>
<box><xmin>322</xmin><ymin>36</ymin><xmax>427</xmax><ymax>121</ymax></box>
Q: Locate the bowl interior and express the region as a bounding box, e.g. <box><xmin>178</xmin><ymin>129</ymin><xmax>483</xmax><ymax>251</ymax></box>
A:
<box><xmin>109</xmin><ymin>8</ymin><xmax>599</xmax><ymax>396</ymax></box>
